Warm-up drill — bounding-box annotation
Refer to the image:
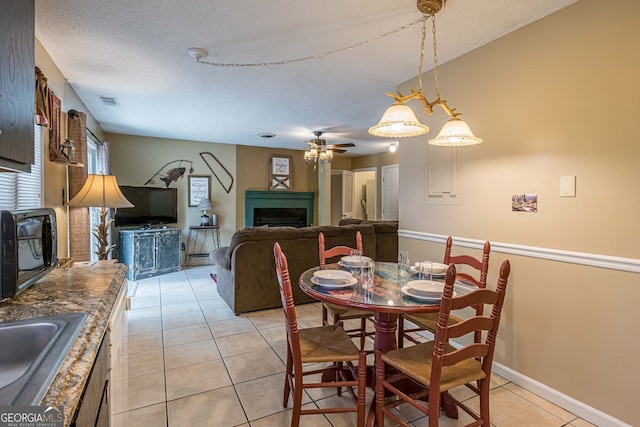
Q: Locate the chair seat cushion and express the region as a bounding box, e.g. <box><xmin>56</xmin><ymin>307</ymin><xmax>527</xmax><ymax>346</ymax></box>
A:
<box><xmin>382</xmin><ymin>341</ymin><xmax>485</xmax><ymax>392</ymax></box>
<box><xmin>299</xmin><ymin>324</ymin><xmax>360</xmax><ymax>363</ymax></box>
<box><xmin>405</xmin><ymin>312</ymin><xmax>463</xmax><ymax>332</ymax></box>
<box><xmin>325</xmin><ymin>302</ymin><xmax>371</xmax><ymax>319</ymax></box>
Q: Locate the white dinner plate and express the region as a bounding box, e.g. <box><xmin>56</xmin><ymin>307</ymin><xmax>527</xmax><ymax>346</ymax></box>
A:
<box><xmin>401</xmin><ymin>285</ymin><xmax>456</xmax><ymax>301</ymax></box>
<box><xmin>406</xmin><ymin>280</ymin><xmax>445</xmax><ymax>296</ymax></box>
<box><xmin>311</xmin><ymin>275</ymin><xmax>358</xmax><ymax>288</ymax></box>
<box><xmin>313</xmin><ymin>269</ymin><xmax>352</xmax><ymax>284</ymax></box>
<box><xmin>339</xmin><ymin>256</ymin><xmax>373</xmax><ymax>267</ymax></box>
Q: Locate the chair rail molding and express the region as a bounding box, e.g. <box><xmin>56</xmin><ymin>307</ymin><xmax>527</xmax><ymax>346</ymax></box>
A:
<box><xmin>398</xmin><ymin>230</ymin><xmax>640</xmax><ymax>274</ymax></box>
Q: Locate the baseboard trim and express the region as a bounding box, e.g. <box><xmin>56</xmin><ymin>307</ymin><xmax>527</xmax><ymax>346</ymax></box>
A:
<box><xmin>423</xmin><ymin>329</ymin><xmax>632</xmax><ymax>426</ymax></box>
<box><xmin>492</xmin><ymin>362</ymin><xmax>631</xmax><ymax>427</ymax></box>
<box><xmin>398</xmin><ymin>230</ymin><xmax>640</xmax><ymax>273</ymax></box>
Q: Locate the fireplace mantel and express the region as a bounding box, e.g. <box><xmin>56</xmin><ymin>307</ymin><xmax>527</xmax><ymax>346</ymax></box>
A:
<box><xmin>245</xmin><ymin>190</ymin><xmax>315</xmax><ymax>227</ymax></box>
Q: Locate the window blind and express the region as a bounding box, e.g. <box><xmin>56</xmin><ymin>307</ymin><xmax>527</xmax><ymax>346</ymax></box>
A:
<box><xmin>0</xmin><ymin>125</ymin><xmax>43</xmax><ymax>210</ymax></box>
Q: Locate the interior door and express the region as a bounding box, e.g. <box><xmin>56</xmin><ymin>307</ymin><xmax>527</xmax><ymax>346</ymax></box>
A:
<box><xmin>382</xmin><ymin>165</ymin><xmax>399</xmax><ymax>221</ymax></box>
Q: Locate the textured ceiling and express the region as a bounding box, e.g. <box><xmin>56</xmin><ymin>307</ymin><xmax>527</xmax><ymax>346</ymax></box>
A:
<box><xmin>35</xmin><ymin>0</ymin><xmax>579</xmax><ymax>156</ymax></box>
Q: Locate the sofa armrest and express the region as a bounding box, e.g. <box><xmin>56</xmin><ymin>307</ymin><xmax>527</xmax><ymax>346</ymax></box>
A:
<box><xmin>210</xmin><ymin>246</ymin><xmax>231</xmax><ymax>270</ymax></box>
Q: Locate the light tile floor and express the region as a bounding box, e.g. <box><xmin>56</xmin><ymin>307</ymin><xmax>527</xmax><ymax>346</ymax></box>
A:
<box><xmin>112</xmin><ymin>265</ymin><xmax>596</xmax><ymax>427</ymax></box>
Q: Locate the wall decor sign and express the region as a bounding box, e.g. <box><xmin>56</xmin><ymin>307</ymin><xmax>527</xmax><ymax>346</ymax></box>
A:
<box><xmin>270</xmin><ymin>155</ymin><xmax>292</xmax><ymax>190</ymax></box>
<box><xmin>189</xmin><ymin>175</ymin><xmax>211</xmax><ymax>207</ymax></box>
<box><xmin>512</xmin><ymin>194</ymin><xmax>537</xmax><ymax>212</ymax></box>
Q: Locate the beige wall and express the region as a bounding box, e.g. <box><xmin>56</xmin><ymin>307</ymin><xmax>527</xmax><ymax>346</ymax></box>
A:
<box><xmin>398</xmin><ymin>0</ymin><xmax>639</xmax><ymax>424</ymax></box>
<box><xmin>107</xmin><ymin>134</ymin><xmax>236</xmax><ymax>258</ymax></box>
<box><xmin>35</xmin><ymin>38</ymin><xmax>104</xmax><ymax>258</ymax></box>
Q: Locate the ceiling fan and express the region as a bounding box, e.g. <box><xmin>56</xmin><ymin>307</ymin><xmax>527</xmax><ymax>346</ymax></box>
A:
<box><xmin>306</xmin><ymin>131</ymin><xmax>356</xmax><ymax>154</ymax></box>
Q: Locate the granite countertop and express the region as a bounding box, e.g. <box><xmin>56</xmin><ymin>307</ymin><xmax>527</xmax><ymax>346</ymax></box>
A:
<box><xmin>0</xmin><ymin>260</ymin><xmax>127</xmax><ymax>426</ymax></box>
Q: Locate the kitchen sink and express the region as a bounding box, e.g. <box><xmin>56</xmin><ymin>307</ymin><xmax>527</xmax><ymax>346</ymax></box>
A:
<box><xmin>0</xmin><ymin>312</ymin><xmax>87</xmax><ymax>405</ymax></box>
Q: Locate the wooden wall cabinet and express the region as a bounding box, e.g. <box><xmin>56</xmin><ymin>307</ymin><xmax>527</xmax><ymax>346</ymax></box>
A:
<box><xmin>0</xmin><ymin>0</ymin><xmax>35</xmax><ymax>172</ymax></box>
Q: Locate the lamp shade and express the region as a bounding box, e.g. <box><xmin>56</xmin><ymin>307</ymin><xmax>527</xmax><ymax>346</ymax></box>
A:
<box><xmin>428</xmin><ymin>117</ymin><xmax>483</xmax><ymax>147</ymax></box>
<box><xmin>67</xmin><ymin>174</ymin><xmax>134</xmax><ymax>208</ymax></box>
<box><xmin>197</xmin><ymin>198</ymin><xmax>212</xmax><ymax>212</ymax></box>
<box><xmin>369</xmin><ymin>104</ymin><xmax>430</xmax><ymax>138</ymax></box>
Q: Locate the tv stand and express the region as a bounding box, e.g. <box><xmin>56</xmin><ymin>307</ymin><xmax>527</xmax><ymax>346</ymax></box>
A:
<box><xmin>118</xmin><ymin>228</ymin><xmax>181</xmax><ymax>281</ymax></box>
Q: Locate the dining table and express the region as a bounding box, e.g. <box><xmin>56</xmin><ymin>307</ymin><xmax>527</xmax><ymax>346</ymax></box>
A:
<box><xmin>299</xmin><ymin>261</ymin><xmax>469</xmax><ymax>425</ymax></box>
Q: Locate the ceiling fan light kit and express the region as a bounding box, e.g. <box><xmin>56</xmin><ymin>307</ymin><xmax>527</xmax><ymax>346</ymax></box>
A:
<box><xmin>304</xmin><ymin>131</ymin><xmax>334</xmax><ymax>166</ymax></box>
<box><xmin>369</xmin><ymin>0</ymin><xmax>482</xmax><ymax>147</ymax></box>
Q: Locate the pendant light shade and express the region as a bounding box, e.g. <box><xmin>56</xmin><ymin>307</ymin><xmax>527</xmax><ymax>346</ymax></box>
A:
<box><xmin>428</xmin><ymin>117</ymin><xmax>483</xmax><ymax>147</ymax></box>
<box><xmin>368</xmin><ymin>104</ymin><xmax>429</xmax><ymax>138</ymax></box>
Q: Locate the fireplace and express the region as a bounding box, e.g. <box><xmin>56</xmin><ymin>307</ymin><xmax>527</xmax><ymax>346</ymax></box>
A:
<box><xmin>245</xmin><ymin>191</ymin><xmax>314</xmax><ymax>228</ymax></box>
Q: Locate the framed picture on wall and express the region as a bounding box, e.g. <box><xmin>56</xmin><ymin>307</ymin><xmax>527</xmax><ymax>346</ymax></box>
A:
<box><xmin>270</xmin><ymin>155</ymin><xmax>292</xmax><ymax>191</ymax></box>
<box><xmin>188</xmin><ymin>175</ymin><xmax>211</xmax><ymax>206</ymax></box>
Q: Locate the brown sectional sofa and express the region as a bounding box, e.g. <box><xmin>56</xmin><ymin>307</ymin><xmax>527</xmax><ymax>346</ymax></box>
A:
<box><xmin>210</xmin><ymin>220</ymin><xmax>398</xmax><ymax>314</ymax></box>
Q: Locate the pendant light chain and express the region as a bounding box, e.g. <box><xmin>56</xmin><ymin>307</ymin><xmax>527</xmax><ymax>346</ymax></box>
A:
<box><xmin>417</xmin><ymin>14</ymin><xmax>428</xmax><ymax>94</ymax></box>
<box><xmin>196</xmin><ymin>18</ymin><xmax>422</xmax><ymax>68</ymax></box>
<box><xmin>431</xmin><ymin>13</ymin><xmax>441</xmax><ymax>100</ymax></box>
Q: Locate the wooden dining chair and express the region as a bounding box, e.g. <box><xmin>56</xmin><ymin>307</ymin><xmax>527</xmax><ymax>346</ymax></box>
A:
<box><xmin>376</xmin><ymin>260</ymin><xmax>511</xmax><ymax>427</ymax></box>
<box><xmin>398</xmin><ymin>236</ymin><xmax>490</xmax><ymax>347</ymax></box>
<box><xmin>274</xmin><ymin>242</ymin><xmax>367</xmax><ymax>427</ymax></box>
<box><xmin>319</xmin><ymin>231</ymin><xmax>373</xmax><ymax>350</ymax></box>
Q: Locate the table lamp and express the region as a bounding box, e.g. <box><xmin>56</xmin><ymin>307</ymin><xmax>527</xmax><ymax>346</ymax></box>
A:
<box><xmin>197</xmin><ymin>198</ymin><xmax>213</xmax><ymax>226</ymax></box>
<box><xmin>67</xmin><ymin>173</ymin><xmax>134</xmax><ymax>260</ymax></box>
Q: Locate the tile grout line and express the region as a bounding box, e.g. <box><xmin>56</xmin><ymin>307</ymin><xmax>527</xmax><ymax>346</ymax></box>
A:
<box><xmin>157</xmin><ymin>278</ymin><xmax>171</xmax><ymax>427</ymax></box>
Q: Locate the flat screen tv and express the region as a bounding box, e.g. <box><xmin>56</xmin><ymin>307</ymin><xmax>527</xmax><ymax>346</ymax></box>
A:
<box><xmin>115</xmin><ymin>186</ymin><xmax>178</xmax><ymax>227</ymax></box>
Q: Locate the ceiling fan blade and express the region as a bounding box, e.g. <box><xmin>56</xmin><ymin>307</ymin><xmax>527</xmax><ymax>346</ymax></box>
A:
<box><xmin>328</xmin><ymin>143</ymin><xmax>356</xmax><ymax>148</ymax></box>
<box><xmin>331</xmin><ymin>148</ymin><xmax>347</xmax><ymax>154</ymax></box>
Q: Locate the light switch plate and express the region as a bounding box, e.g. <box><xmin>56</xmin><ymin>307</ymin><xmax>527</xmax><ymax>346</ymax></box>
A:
<box><xmin>560</xmin><ymin>176</ymin><xmax>576</xmax><ymax>197</ymax></box>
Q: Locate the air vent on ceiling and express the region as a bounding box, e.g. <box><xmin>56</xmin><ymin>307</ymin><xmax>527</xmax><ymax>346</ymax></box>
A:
<box><xmin>98</xmin><ymin>96</ymin><xmax>120</xmax><ymax>107</ymax></box>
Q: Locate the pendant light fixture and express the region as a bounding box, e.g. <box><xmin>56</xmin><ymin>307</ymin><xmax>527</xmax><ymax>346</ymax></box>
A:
<box><xmin>369</xmin><ymin>0</ymin><xmax>482</xmax><ymax>147</ymax></box>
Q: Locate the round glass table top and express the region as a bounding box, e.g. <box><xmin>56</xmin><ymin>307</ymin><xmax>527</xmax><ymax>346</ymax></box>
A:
<box><xmin>299</xmin><ymin>262</ymin><xmax>457</xmax><ymax>314</ymax></box>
